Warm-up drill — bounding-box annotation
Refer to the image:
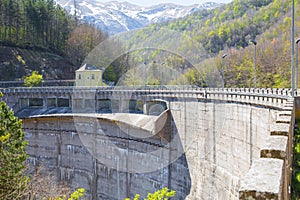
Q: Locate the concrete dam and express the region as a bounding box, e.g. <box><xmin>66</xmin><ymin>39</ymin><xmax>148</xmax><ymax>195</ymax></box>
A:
<box><xmin>0</xmin><ymin>86</ymin><xmax>295</xmax><ymax>199</ymax></box>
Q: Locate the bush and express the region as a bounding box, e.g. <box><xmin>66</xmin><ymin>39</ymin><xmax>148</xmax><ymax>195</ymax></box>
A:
<box><xmin>125</xmin><ymin>188</ymin><xmax>176</xmax><ymax>200</ymax></box>
<box><xmin>24</xmin><ymin>71</ymin><xmax>43</xmax><ymax>87</ymax></box>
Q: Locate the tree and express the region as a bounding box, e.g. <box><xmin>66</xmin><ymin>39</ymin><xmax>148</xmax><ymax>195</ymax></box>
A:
<box><xmin>0</xmin><ymin>92</ymin><xmax>85</xmax><ymax>199</ymax></box>
<box><xmin>24</xmin><ymin>70</ymin><xmax>43</xmax><ymax>87</ymax></box>
<box><xmin>64</xmin><ymin>22</ymin><xmax>107</xmax><ymax>66</ymax></box>
<box><xmin>25</xmin><ymin>167</ymin><xmax>86</xmax><ymax>200</ymax></box>
<box><xmin>125</xmin><ymin>188</ymin><xmax>176</xmax><ymax>200</ymax></box>
<box><xmin>0</xmin><ymin>0</ymin><xmax>73</xmax><ymax>51</ymax></box>
<box><xmin>0</xmin><ymin>92</ymin><xmax>29</xmax><ymax>200</ymax></box>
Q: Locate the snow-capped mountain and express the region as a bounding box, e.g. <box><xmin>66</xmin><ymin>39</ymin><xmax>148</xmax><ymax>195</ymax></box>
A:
<box><xmin>54</xmin><ymin>0</ymin><xmax>221</xmax><ymax>34</ymax></box>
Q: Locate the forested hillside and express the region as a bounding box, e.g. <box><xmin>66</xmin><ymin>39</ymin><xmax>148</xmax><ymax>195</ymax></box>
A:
<box><xmin>0</xmin><ymin>0</ymin><xmax>106</xmax><ymax>81</ymax></box>
<box><xmin>105</xmin><ymin>0</ymin><xmax>299</xmax><ymax>88</ymax></box>
<box><xmin>0</xmin><ymin>0</ymin><xmax>299</xmax><ymax>87</ymax></box>
<box><xmin>0</xmin><ymin>0</ymin><xmax>71</xmax><ymax>50</ymax></box>
<box><xmin>161</xmin><ymin>0</ymin><xmax>287</xmax><ymax>54</ymax></box>
<box><xmin>169</xmin><ymin>0</ymin><xmax>299</xmax><ymax>88</ymax></box>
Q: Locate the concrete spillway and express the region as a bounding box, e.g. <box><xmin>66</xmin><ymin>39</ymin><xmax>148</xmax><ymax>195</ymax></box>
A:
<box><xmin>23</xmin><ymin>110</ymin><xmax>192</xmax><ymax>199</ymax></box>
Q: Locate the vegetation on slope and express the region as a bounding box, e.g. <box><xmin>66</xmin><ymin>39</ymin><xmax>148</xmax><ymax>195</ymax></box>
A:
<box><xmin>0</xmin><ymin>0</ymin><xmax>107</xmax><ymax>81</ymax></box>
<box><xmin>105</xmin><ymin>0</ymin><xmax>299</xmax><ymax>88</ymax></box>
<box><xmin>0</xmin><ymin>0</ymin><xmax>299</xmax><ymax>87</ymax></box>
<box><xmin>0</xmin><ymin>46</ymin><xmax>75</xmax><ymax>80</ymax></box>
<box><xmin>161</xmin><ymin>0</ymin><xmax>287</xmax><ymax>54</ymax></box>
<box><xmin>0</xmin><ymin>0</ymin><xmax>70</xmax><ymax>51</ymax></box>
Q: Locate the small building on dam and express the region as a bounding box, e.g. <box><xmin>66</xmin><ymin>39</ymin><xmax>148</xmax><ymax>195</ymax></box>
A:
<box><xmin>75</xmin><ymin>63</ymin><xmax>103</xmax><ymax>87</ymax></box>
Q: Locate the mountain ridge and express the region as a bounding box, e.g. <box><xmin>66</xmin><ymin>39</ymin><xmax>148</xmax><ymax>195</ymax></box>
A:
<box><xmin>54</xmin><ymin>0</ymin><xmax>221</xmax><ymax>34</ymax></box>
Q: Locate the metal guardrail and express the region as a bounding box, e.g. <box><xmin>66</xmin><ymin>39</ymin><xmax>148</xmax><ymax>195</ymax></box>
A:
<box><xmin>0</xmin><ymin>80</ymin><xmax>75</xmax><ymax>88</ymax></box>
<box><xmin>0</xmin><ymin>85</ymin><xmax>293</xmax><ymax>93</ymax></box>
<box><xmin>0</xmin><ymin>86</ymin><xmax>291</xmax><ymax>109</ymax></box>
<box><xmin>0</xmin><ymin>86</ymin><xmax>292</xmax><ymax>96</ymax></box>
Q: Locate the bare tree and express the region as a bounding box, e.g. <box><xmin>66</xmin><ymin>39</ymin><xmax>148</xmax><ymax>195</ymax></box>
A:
<box><xmin>23</xmin><ymin>164</ymin><xmax>72</xmax><ymax>200</ymax></box>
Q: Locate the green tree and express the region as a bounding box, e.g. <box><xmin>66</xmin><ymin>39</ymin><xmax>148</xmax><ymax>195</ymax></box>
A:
<box><xmin>0</xmin><ymin>0</ymin><xmax>73</xmax><ymax>51</ymax></box>
<box><xmin>0</xmin><ymin>92</ymin><xmax>86</xmax><ymax>199</ymax></box>
<box><xmin>0</xmin><ymin>92</ymin><xmax>29</xmax><ymax>200</ymax></box>
<box><xmin>24</xmin><ymin>70</ymin><xmax>43</xmax><ymax>87</ymax></box>
<box><xmin>125</xmin><ymin>188</ymin><xmax>176</xmax><ymax>200</ymax></box>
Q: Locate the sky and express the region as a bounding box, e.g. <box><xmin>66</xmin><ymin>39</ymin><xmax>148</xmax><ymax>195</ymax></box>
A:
<box><xmin>98</xmin><ymin>0</ymin><xmax>234</xmax><ymax>6</ymax></box>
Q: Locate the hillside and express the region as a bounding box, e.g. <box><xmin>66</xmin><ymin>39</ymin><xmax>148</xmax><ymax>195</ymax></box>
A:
<box><xmin>0</xmin><ymin>0</ymin><xmax>107</xmax><ymax>82</ymax></box>
<box><xmin>99</xmin><ymin>0</ymin><xmax>298</xmax><ymax>88</ymax></box>
<box><xmin>159</xmin><ymin>0</ymin><xmax>281</xmax><ymax>53</ymax></box>
<box><xmin>0</xmin><ymin>46</ymin><xmax>76</xmax><ymax>81</ymax></box>
<box><xmin>1</xmin><ymin>0</ymin><xmax>299</xmax><ymax>88</ymax></box>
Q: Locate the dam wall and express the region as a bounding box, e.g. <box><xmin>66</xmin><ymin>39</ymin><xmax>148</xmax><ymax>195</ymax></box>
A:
<box><xmin>169</xmin><ymin>98</ymin><xmax>293</xmax><ymax>199</ymax></box>
<box><xmin>1</xmin><ymin>87</ymin><xmax>294</xmax><ymax>199</ymax></box>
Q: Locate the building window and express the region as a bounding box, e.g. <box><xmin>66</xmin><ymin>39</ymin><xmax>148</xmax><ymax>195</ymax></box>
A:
<box><xmin>78</xmin><ymin>74</ymin><xmax>81</xmax><ymax>79</ymax></box>
<box><xmin>91</xmin><ymin>74</ymin><xmax>95</xmax><ymax>79</ymax></box>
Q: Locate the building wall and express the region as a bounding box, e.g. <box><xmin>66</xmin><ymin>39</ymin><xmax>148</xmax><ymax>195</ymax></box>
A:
<box><xmin>75</xmin><ymin>70</ymin><xmax>103</xmax><ymax>86</ymax></box>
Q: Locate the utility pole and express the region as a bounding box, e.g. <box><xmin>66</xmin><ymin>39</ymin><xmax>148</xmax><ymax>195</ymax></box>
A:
<box><xmin>291</xmin><ymin>0</ymin><xmax>295</xmax><ymax>96</ymax></box>
<box><xmin>221</xmin><ymin>53</ymin><xmax>227</xmax><ymax>88</ymax></box>
<box><xmin>296</xmin><ymin>38</ymin><xmax>300</xmax><ymax>92</ymax></box>
<box><xmin>250</xmin><ymin>40</ymin><xmax>257</xmax><ymax>88</ymax></box>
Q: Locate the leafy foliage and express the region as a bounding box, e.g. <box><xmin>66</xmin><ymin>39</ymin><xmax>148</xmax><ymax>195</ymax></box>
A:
<box><xmin>24</xmin><ymin>70</ymin><xmax>43</xmax><ymax>87</ymax></box>
<box><xmin>125</xmin><ymin>188</ymin><xmax>176</xmax><ymax>200</ymax></box>
<box><xmin>0</xmin><ymin>92</ymin><xmax>29</xmax><ymax>200</ymax></box>
<box><xmin>52</xmin><ymin>188</ymin><xmax>85</xmax><ymax>200</ymax></box>
<box><xmin>0</xmin><ymin>92</ymin><xmax>85</xmax><ymax>199</ymax></box>
<box><xmin>67</xmin><ymin>188</ymin><xmax>85</xmax><ymax>200</ymax></box>
<box><xmin>293</xmin><ymin>121</ymin><xmax>300</xmax><ymax>199</ymax></box>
